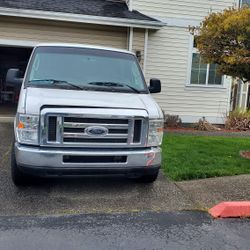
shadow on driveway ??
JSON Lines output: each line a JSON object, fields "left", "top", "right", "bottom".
{"left": 0, "top": 123, "right": 194, "bottom": 216}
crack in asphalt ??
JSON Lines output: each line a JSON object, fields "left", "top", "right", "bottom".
{"left": 0, "top": 145, "right": 11, "bottom": 165}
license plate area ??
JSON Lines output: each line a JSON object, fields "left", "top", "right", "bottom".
{"left": 63, "top": 155, "right": 127, "bottom": 164}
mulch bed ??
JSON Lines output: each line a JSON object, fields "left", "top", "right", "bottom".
{"left": 165, "top": 127, "right": 241, "bottom": 133}
{"left": 240, "top": 151, "right": 250, "bottom": 159}
{"left": 164, "top": 127, "right": 250, "bottom": 138}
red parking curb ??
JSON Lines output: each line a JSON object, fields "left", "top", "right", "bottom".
{"left": 209, "top": 202, "right": 250, "bottom": 218}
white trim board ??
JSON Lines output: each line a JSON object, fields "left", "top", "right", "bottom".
{"left": 179, "top": 115, "right": 226, "bottom": 124}
{"left": 0, "top": 7, "right": 164, "bottom": 30}
{"left": 244, "top": 83, "right": 250, "bottom": 109}
{"left": 0, "top": 39, "right": 38, "bottom": 47}
{"left": 127, "top": 0, "right": 133, "bottom": 11}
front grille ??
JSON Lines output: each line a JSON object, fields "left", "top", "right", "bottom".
{"left": 62, "top": 116, "right": 130, "bottom": 146}
{"left": 41, "top": 109, "right": 147, "bottom": 148}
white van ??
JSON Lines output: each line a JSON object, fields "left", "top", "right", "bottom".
{"left": 7, "top": 44, "right": 163, "bottom": 186}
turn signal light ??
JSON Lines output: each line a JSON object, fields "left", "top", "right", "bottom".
{"left": 18, "top": 122, "right": 25, "bottom": 129}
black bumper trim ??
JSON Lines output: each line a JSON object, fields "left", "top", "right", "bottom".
{"left": 18, "top": 165, "right": 161, "bottom": 177}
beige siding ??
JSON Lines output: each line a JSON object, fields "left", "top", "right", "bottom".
{"left": 0, "top": 17, "right": 127, "bottom": 49}
{"left": 133, "top": 0, "right": 237, "bottom": 20}
{"left": 133, "top": 0, "right": 236, "bottom": 123}
{"left": 145, "top": 27, "right": 230, "bottom": 123}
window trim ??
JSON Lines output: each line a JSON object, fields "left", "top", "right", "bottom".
{"left": 186, "top": 35, "right": 226, "bottom": 89}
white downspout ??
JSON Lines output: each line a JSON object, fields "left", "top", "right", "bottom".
{"left": 127, "top": 0, "right": 133, "bottom": 52}
{"left": 128, "top": 27, "right": 133, "bottom": 51}
{"left": 143, "top": 29, "right": 148, "bottom": 74}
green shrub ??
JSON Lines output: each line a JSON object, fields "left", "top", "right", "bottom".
{"left": 164, "top": 113, "right": 182, "bottom": 128}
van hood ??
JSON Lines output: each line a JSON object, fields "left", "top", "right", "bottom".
{"left": 22, "top": 87, "right": 163, "bottom": 119}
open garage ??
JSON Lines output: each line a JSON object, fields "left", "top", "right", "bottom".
{"left": 0, "top": 46, "right": 32, "bottom": 117}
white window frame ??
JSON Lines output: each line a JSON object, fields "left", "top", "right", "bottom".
{"left": 186, "top": 35, "right": 226, "bottom": 88}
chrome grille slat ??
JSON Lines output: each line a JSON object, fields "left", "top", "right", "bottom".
{"left": 63, "top": 122, "right": 129, "bottom": 129}
{"left": 63, "top": 133, "right": 128, "bottom": 139}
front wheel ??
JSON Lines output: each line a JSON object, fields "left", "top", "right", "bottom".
{"left": 11, "top": 144, "right": 32, "bottom": 186}
{"left": 136, "top": 171, "right": 159, "bottom": 183}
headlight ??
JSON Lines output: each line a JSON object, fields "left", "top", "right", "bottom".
{"left": 147, "top": 119, "right": 164, "bottom": 146}
{"left": 16, "top": 114, "right": 39, "bottom": 145}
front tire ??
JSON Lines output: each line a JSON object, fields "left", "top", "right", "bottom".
{"left": 11, "top": 145, "right": 32, "bottom": 186}
{"left": 136, "top": 171, "right": 159, "bottom": 183}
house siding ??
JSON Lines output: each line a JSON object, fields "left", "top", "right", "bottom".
{"left": 0, "top": 17, "right": 127, "bottom": 49}
{"left": 133, "top": 0, "right": 236, "bottom": 123}
{"left": 145, "top": 27, "right": 231, "bottom": 123}
{"left": 133, "top": 0, "right": 237, "bottom": 20}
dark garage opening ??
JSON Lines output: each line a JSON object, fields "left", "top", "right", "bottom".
{"left": 0, "top": 46, "right": 33, "bottom": 117}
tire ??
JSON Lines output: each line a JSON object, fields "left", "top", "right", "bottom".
{"left": 11, "top": 144, "right": 32, "bottom": 186}
{"left": 136, "top": 171, "right": 159, "bottom": 183}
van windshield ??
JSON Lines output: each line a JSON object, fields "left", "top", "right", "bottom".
{"left": 26, "top": 46, "right": 148, "bottom": 94}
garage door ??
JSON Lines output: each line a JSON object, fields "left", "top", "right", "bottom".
{"left": 0, "top": 17, "right": 128, "bottom": 49}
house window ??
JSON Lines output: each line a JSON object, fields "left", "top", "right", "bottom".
{"left": 241, "top": 0, "right": 250, "bottom": 8}
{"left": 189, "top": 37, "right": 223, "bottom": 86}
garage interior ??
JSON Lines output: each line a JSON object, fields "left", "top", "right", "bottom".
{"left": 0, "top": 46, "right": 32, "bottom": 117}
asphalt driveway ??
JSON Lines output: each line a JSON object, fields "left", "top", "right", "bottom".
{"left": 0, "top": 123, "right": 194, "bottom": 216}
{"left": 1, "top": 212, "right": 249, "bottom": 250}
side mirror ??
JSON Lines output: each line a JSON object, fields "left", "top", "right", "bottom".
{"left": 149, "top": 78, "right": 161, "bottom": 93}
{"left": 6, "top": 69, "right": 23, "bottom": 88}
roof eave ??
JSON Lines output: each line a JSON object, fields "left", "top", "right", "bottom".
{"left": 0, "top": 7, "right": 164, "bottom": 30}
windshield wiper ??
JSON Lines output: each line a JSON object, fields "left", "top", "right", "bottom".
{"left": 28, "top": 79, "right": 85, "bottom": 91}
{"left": 123, "top": 84, "right": 141, "bottom": 94}
{"left": 87, "top": 81, "right": 141, "bottom": 93}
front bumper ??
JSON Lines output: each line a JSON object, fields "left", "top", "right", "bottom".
{"left": 15, "top": 143, "right": 161, "bottom": 177}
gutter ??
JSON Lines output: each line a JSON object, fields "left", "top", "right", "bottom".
{"left": 0, "top": 7, "right": 164, "bottom": 30}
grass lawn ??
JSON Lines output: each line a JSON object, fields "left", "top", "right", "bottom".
{"left": 161, "top": 134, "right": 250, "bottom": 181}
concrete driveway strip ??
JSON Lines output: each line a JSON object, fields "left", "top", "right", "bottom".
{"left": 0, "top": 212, "right": 249, "bottom": 250}
{"left": 177, "top": 175, "right": 250, "bottom": 209}
{"left": 0, "top": 122, "right": 195, "bottom": 216}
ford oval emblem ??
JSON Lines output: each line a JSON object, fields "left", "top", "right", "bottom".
{"left": 85, "top": 126, "right": 108, "bottom": 137}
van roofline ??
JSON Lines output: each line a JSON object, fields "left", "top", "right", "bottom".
{"left": 35, "top": 43, "right": 135, "bottom": 55}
